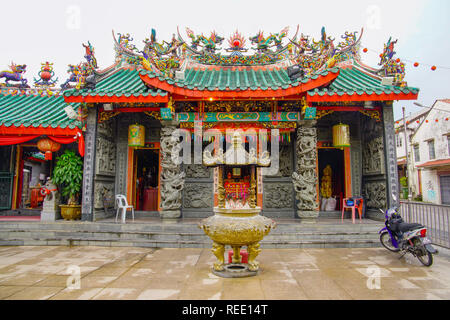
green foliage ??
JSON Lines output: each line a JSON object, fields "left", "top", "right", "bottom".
{"left": 414, "top": 194, "right": 423, "bottom": 202}
{"left": 52, "top": 150, "right": 83, "bottom": 205}
{"left": 400, "top": 176, "right": 408, "bottom": 187}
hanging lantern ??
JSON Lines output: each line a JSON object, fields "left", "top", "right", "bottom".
{"left": 332, "top": 123, "right": 350, "bottom": 148}
{"left": 128, "top": 124, "right": 145, "bottom": 147}
{"left": 37, "top": 138, "right": 61, "bottom": 160}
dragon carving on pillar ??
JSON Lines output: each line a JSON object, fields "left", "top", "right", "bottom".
{"left": 159, "top": 125, "right": 185, "bottom": 217}
{"left": 292, "top": 125, "right": 319, "bottom": 218}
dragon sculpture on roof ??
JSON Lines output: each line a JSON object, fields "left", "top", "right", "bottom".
{"left": 377, "top": 37, "right": 406, "bottom": 86}
{"left": 0, "top": 62, "right": 29, "bottom": 88}
{"left": 289, "top": 26, "right": 363, "bottom": 77}
{"left": 61, "top": 42, "right": 98, "bottom": 90}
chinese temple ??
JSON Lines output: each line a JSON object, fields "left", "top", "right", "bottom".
{"left": 0, "top": 26, "right": 419, "bottom": 221}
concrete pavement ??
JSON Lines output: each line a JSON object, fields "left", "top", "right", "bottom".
{"left": 0, "top": 246, "right": 449, "bottom": 300}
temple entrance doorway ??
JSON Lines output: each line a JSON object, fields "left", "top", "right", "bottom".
{"left": 318, "top": 148, "right": 347, "bottom": 211}
{"left": 132, "top": 148, "right": 160, "bottom": 212}
{"left": 12, "top": 145, "right": 51, "bottom": 211}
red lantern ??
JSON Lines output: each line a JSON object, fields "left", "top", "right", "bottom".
{"left": 414, "top": 62, "right": 419, "bottom": 67}
{"left": 396, "top": 58, "right": 401, "bottom": 63}
{"left": 363, "top": 48, "right": 368, "bottom": 53}
{"left": 431, "top": 66, "right": 437, "bottom": 71}
{"left": 37, "top": 138, "right": 61, "bottom": 160}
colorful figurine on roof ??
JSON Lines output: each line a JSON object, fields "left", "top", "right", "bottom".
{"left": 61, "top": 42, "right": 98, "bottom": 90}
{"left": 378, "top": 37, "right": 406, "bottom": 86}
{"left": 0, "top": 62, "right": 29, "bottom": 88}
{"left": 185, "top": 28, "right": 224, "bottom": 54}
{"left": 34, "top": 62, "right": 58, "bottom": 88}
{"left": 288, "top": 26, "right": 363, "bottom": 77}
{"left": 225, "top": 31, "right": 248, "bottom": 57}
{"left": 117, "top": 33, "right": 139, "bottom": 53}
{"left": 140, "top": 29, "right": 184, "bottom": 78}
{"left": 83, "top": 41, "right": 98, "bottom": 70}
{"left": 249, "top": 26, "right": 289, "bottom": 53}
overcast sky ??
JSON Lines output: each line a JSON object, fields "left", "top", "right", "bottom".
{"left": 1, "top": 0, "right": 449, "bottom": 120}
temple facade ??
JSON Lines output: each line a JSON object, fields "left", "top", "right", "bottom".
{"left": 0, "top": 27, "right": 419, "bottom": 221}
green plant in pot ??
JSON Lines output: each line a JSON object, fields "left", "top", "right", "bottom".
{"left": 400, "top": 176, "right": 408, "bottom": 199}
{"left": 52, "top": 150, "right": 83, "bottom": 220}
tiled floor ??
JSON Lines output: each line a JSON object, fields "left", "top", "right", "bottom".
{"left": 0, "top": 245, "right": 449, "bottom": 300}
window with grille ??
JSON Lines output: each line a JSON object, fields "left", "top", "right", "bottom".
{"left": 428, "top": 140, "right": 436, "bottom": 160}
{"left": 414, "top": 144, "right": 420, "bottom": 162}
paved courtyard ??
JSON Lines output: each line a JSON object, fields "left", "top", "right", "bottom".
{"left": 0, "top": 245, "right": 449, "bottom": 300}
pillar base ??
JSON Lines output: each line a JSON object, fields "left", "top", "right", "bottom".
{"left": 159, "top": 210, "right": 181, "bottom": 220}
{"left": 40, "top": 210, "right": 61, "bottom": 222}
{"left": 296, "top": 210, "right": 319, "bottom": 223}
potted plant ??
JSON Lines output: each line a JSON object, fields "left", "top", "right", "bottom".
{"left": 52, "top": 150, "right": 83, "bottom": 220}
{"left": 400, "top": 176, "right": 408, "bottom": 199}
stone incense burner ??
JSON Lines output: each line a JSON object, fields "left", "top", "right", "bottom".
{"left": 199, "top": 132, "right": 276, "bottom": 277}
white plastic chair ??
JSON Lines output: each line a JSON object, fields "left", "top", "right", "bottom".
{"left": 115, "top": 194, "right": 134, "bottom": 223}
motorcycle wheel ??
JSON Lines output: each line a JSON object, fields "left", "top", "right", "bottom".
{"left": 380, "top": 232, "right": 400, "bottom": 252}
{"left": 415, "top": 243, "right": 433, "bottom": 267}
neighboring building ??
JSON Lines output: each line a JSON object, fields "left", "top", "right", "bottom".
{"left": 410, "top": 100, "right": 450, "bottom": 204}
{"left": 0, "top": 27, "right": 419, "bottom": 220}
{"left": 395, "top": 107, "right": 430, "bottom": 198}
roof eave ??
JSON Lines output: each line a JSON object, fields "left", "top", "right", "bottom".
{"left": 63, "top": 94, "right": 169, "bottom": 103}
{"left": 306, "top": 91, "right": 419, "bottom": 102}
{"left": 139, "top": 70, "right": 340, "bottom": 99}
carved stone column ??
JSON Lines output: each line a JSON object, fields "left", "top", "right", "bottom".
{"left": 382, "top": 102, "right": 400, "bottom": 208}
{"left": 292, "top": 120, "right": 319, "bottom": 220}
{"left": 159, "top": 120, "right": 185, "bottom": 219}
{"left": 81, "top": 106, "right": 98, "bottom": 221}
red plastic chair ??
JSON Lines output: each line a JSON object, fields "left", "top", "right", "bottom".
{"left": 341, "top": 198, "right": 363, "bottom": 224}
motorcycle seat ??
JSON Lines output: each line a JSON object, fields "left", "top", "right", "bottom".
{"left": 397, "top": 222, "right": 424, "bottom": 233}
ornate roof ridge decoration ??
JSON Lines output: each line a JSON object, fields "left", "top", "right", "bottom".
{"left": 376, "top": 37, "right": 407, "bottom": 87}
{"left": 0, "top": 86, "right": 63, "bottom": 97}
{"left": 60, "top": 41, "right": 99, "bottom": 91}
{"left": 109, "top": 26, "right": 367, "bottom": 80}
{"left": 34, "top": 62, "right": 58, "bottom": 88}
{"left": 0, "top": 62, "right": 30, "bottom": 89}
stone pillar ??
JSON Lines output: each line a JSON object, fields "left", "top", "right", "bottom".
{"left": 115, "top": 121, "right": 128, "bottom": 196}
{"left": 292, "top": 120, "right": 319, "bottom": 221}
{"left": 81, "top": 106, "right": 98, "bottom": 221}
{"left": 159, "top": 120, "right": 185, "bottom": 219}
{"left": 382, "top": 102, "right": 400, "bottom": 208}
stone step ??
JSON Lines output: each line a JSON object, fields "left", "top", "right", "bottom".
{"left": 0, "top": 229, "right": 380, "bottom": 242}
{"left": 0, "top": 220, "right": 383, "bottom": 232}
{"left": 0, "top": 219, "right": 383, "bottom": 249}
{"left": 0, "top": 237, "right": 381, "bottom": 249}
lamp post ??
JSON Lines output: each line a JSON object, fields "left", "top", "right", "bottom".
{"left": 402, "top": 106, "right": 412, "bottom": 200}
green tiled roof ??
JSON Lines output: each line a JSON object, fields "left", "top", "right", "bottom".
{"left": 0, "top": 94, "right": 81, "bottom": 129}
{"left": 307, "top": 67, "right": 419, "bottom": 97}
{"left": 139, "top": 67, "right": 340, "bottom": 91}
{"left": 63, "top": 68, "right": 167, "bottom": 98}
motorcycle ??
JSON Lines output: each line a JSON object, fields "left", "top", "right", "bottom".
{"left": 379, "top": 196, "right": 438, "bottom": 267}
